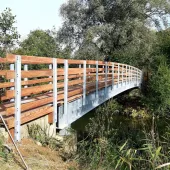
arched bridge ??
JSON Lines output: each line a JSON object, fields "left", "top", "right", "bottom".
{"left": 0, "top": 54, "right": 142, "bottom": 141}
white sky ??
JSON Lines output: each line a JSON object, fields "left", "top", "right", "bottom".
{"left": 0, "top": 0, "right": 67, "bottom": 39}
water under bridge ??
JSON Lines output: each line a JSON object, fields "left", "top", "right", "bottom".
{"left": 0, "top": 54, "right": 142, "bottom": 141}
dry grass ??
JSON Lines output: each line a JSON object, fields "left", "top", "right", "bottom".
{"left": 0, "top": 138, "right": 78, "bottom": 170}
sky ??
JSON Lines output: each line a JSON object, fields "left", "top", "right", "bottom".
{"left": 0, "top": 0, "right": 67, "bottom": 39}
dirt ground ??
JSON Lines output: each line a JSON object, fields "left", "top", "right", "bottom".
{"left": 0, "top": 138, "right": 79, "bottom": 170}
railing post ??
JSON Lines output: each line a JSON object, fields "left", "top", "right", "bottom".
{"left": 138, "top": 69, "right": 140, "bottom": 84}
{"left": 126, "top": 65, "right": 127, "bottom": 85}
{"left": 53, "top": 58, "right": 57, "bottom": 123}
{"left": 24, "top": 64, "right": 28, "bottom": 99}
{"left": 137, "top": 69, "right": 139, "bottom": 84}
{"left": 24, "top": 64, "right": 28, "bottom": 88}
{"left": 118, "top": 63, "right": 120, "bottom": 87}
{"left": 122, "top": 65, "right": 124, "bottom": 86}
{"left": 83, "top": 61, "right": 86, "bottom": 105}
{"left": 64, "top": 60, "right": 68, "bottom": 125}
{"left": 140, "top": 70, "right": 142, "bottom": 85}
{"left": 129, "top": 66, "right": 131, "bottom": 83}
{"left": 79, "top": 64, "right": 81, "bottom": 80}
{"left": 10, "top": 64, "right": 14, "bottom": 102}
{"left": 136, "top": 68, "right": 138, "bottom": 85}
{"left": 14, "top": 55, "right": 21, "bottom": 142}
{"left": 130, "top": 66, "right": 132, "bottom": 83}
{"left": 131, "top": 67, "right": 133, "bottom": 83}
{"left": 96, "top": 61, "right": 98, "bottom": 98}
{"left": 138, "top": 69, "right": 141, "bottom": 85}
{"left": 138, "top": 70, "right": 141, "bottom": 86}
{"left": 137, "top": 69, "right": 138, "bottom": 84}
{"left": 105, "top": 62, "right": 108, "bottom": 95}
{"left": 112, "top": 62, "right": 114, "bottom": 89}
{"left": 49, "top": 64, "right": 52, "bottom": 84}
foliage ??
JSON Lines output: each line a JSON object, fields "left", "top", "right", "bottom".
{"left": 77, "top": 101, "right": 170, "bottom": 170}
{"left": 144, "top": 56, "right": 170, "bottom": 113}
{"left": 86, "top": 100, "right": 122, "bottom": 139}
{"left": 13, "top": 29, "right": 71, "bottom": 69}
{"left": 14, "top": 28, "right": 71, "bottom": 58}
{"left": 58, "top": 0, "right": 170, "bottom": 66}
{"left": 15, "top": 29, "right": 58, "bottom": 58}
{"left": 123, "top": 107, "right": 149, "bottom": 119}
{"left": 157, "top": 29, "right": 170, "bottom": 64}
{"left": 0, "top": 8, "right": 20, "bottom": 57}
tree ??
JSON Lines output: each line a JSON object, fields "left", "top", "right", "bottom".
{"left": 156, "top": 29, "right": 170, "bottom": 64}
{"left": 144, "top": 56, "right": 170, "bottom": 113}
{"left": 15, "top": 29, "right": 58, "bottom": 58}
{"left": 0, "top": 8, "right": 20, "bottom": 57}
{"left": 15, "top": 29, "right": 71, "bottom": 59}
{"left": 14, "top": 29, "right": 71, "bottom": 69}
{"left": 58, "top": 0, "right": 170, "bottom": 66}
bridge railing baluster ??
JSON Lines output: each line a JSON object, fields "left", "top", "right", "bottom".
{"left": 136, "top": 69, "right": 137, "bottom": 84}
{"left": 24, "top": 64, "right": 28, "bottom": 99}
{"left": 10, "top": 64, "right": 15, "bottom": 102}
{"left": 49, "top": 64, "right": 52, "bottom": 84}
{"left": 105, "top": 62, "right": 108, "bottom": 95}
{"left": 125, "top": 65, "right": 127, "bottom": 85}
{"left": 122, "top": 65, "right": 123, "bottom": 85}
{"left": 53, "top": 58, "right": 57, "bottom": 123}
{"left": 14, "top": 55, "right": 21, "bottom": 142}
{"left": 131, "top": 67, "right": 132, "bottom": 82}
{"left": 96, "top": 61, "right": 99, "bottom": 98}
{"left": 64, "top": 60, "right": 68, "bottom": 125}
{"left": 128, "top": 66, "right": 129, "bottom": 84}
{"left": 83, "top": 60, "right": 86, "bottom": 105}
{"left": 129, "top": 66, "right": 132, "bottom": 83}
{"left": 118, "top": 63, "right": 120, "bottom": 88}
{"left": 112, "top": 62, "right": 114, "bottom": 89}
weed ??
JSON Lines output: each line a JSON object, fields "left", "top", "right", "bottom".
{"left": 27, "top": 124, "right": 62, "bottom": 150}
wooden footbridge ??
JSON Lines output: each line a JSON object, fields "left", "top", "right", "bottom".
{"left": 0, "top": 54, "right": 142, "bottom": 141}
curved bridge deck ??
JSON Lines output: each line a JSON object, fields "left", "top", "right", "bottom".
{"left": 0, "top": 54, "right": 142, "bottom": 141}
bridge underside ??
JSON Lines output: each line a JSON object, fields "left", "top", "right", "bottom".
{"left": 58, "top": 81, "right": 140, "bottom": 129}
